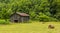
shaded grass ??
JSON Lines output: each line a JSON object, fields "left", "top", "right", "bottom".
{"left": 0, "top": 21, "right": 60, "bottom": 33}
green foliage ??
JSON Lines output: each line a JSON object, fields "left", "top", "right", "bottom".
{"left": 0, "top": 20, "right": 10, "bottom": 24}
{"left": 0, "top": 0, "right": 60, "bottom": 22}
{"left": 34, "top": 12, "right": 57, "bottom": 22}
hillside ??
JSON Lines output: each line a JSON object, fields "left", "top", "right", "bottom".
{"left": 0, "top": 0, "right": 60, "bottom": 21}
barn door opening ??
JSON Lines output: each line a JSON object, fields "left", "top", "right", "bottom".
{"left": 14, "top": 20, "right": 18, "bottom": 23}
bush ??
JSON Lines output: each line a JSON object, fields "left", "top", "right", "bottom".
{"left": 34, "top": 12, "right": 58, "bottom": 22}
{"left": 39, "top": 17, "right": 58, "bottom": 22}
{"left": 0, "top": 20, "right": 10, "bottom": 24}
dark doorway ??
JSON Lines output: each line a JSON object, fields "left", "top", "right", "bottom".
{"left": 14, "top": 20, "right": 18, "bottom": 23}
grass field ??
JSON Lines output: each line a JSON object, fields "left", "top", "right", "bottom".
{"left": 0, "top": 21, "right": 60, "bottom": 33}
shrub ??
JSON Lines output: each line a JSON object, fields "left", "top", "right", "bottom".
{"left": 0, "top": 20, "right": 10, "bottom": 24}
{"left": 34, "top": 12, "right": 58, "bottom": 22}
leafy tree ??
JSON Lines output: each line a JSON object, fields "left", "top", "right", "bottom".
{"left": 0, "top": 0, "right": 59, "bottom": 22}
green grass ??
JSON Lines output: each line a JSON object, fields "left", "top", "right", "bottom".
{"left": 0, "top": 21, "right": 60, "bottom": 33}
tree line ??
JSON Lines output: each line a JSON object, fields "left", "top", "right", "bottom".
{"left": 0, "top": 0, "right": 60, "bottom": 22}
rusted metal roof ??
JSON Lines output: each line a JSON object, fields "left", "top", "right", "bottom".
{"left": 16, "top": 12, "right": 29, "bottom": 16}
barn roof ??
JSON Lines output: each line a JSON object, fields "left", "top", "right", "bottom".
{"left": 16, "top": 12, "right": 29, "bottom": 16}
{"left": 11, "top": 12, "right": 29, "bottom": 17}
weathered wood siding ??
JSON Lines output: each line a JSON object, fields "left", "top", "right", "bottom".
{"left": 10, "top": 14, "right": 20, "bottom": 22}
{"left": 10, "top": 13, "right": 29, "bottom": 23}
{"left": 20, "top": 16, "right": 29, "bottom": 22}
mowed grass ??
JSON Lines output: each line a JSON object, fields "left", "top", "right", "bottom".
{"left": 0, "top": 21, "right": 60, "bottom": 33}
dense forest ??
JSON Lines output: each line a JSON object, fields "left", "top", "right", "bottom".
{"left": 0, "top": 0, "right": 60, "bottom": 22}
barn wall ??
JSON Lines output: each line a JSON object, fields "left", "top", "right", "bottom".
{"left": 10, "top": 14, "right": 20, "bottom": 22}
{"left": 20, "top": 16, "right": 29, "bottom": 22}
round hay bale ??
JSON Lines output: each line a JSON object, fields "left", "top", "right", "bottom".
{"left": 48, "top": 25, "right": 55, "bottom": 29}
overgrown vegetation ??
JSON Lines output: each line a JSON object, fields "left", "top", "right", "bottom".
{"left": 0, "top": 20, "right": 10, "bottom": 24}
{"left": 0, "top": 0, "right": 60, "bottom": 22}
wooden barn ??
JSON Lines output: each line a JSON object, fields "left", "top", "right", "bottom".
{"left": 10, "top": 12, "right": 30, "bottom": 23}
